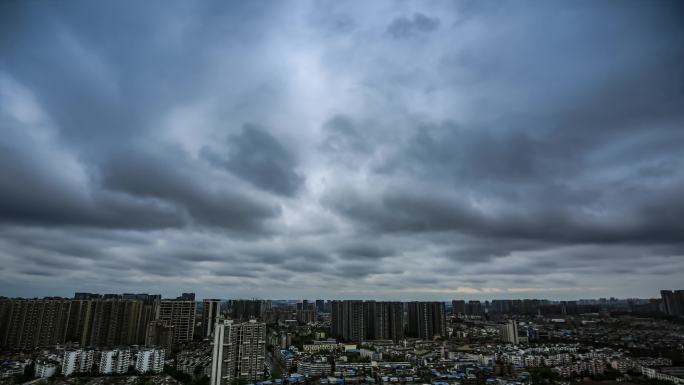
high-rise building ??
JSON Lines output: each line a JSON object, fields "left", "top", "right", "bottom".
{"left": 210, "top": 319, "right": 266, "bottom": 385}
{"left": 500, "top": 320, "right": 519, "bottom": 344}
{"left": 364, "top": 301, "right": 404, "bottom": 341}
{"left": 407, "top": 302, "right": 446, "bottom": 340}
{"left": 203, "top": 299, "right": 222, "bottom": 338}
{"left": 80, "top": 299, "right": 145, "bottom": 347}
{"left": 466, "top": 300, "right": 483, "bottom": 316}
{"left": 0, "top": 299, "right": 73, "bottom": 350}
{"left": 158, "top": 299, "right": 196, "bottom": 344}
{"left": 74, "top": 293, "right": 101, "bottom": 300}
{"left": 178, "top": 293, "right": 196, "bottom": 301}
{"left": 451, "top": 300, "right": 466, "bottom": 316}
{"left": 331, "top": 300, "right": 365, "bottom": 342}
{"left": 230, "top": 300, "right": 268, "bottom": 321}
{"left": 296, "top": 301, "right": 317, "bottom": 324}
{"left": 315, "top": 300, "right": 325, "bottom": 313}
{"left": 0, "top": 295, "right": 160, "bottom": 350}
{"left": 661, "top": 290, "right": 684, "bottom": 316}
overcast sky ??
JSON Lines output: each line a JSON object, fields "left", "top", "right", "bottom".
{"left": 1, "top": 1, "right": 683, "bottom": 300}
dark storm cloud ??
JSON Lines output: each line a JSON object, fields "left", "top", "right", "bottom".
{"left": 1, "top": 0, "right": 683, "bottom": 299}
{"left": 0, "top": 135, "right": 184, "bottom": 229}
{"left": 201, "top": 124, "right": 304, "bottom": 196}
{"left": 101, "top": 146, "right": 281, "bottom": 231}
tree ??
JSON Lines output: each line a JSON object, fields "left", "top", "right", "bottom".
{"left": 270, "top": 369, "right": 283, "bottom": 379}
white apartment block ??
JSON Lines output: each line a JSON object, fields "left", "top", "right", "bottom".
{"left": 136, "top": 348, "right": 166, "bottom": 373}
{"left": 62, "top": 350, "right": 94, "bottom": 376}
{"left": 99, "top": 349, "right": 131, "bottom": 374}
{"left": 35, "top": 361, "right": 57, "bottom": 378}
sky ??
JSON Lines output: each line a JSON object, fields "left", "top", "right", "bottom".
{"left": 1, "top": 1, "right": 683, "bottom": 301}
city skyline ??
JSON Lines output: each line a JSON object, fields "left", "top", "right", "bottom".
{"left": 1, "top": 1, "right": 684, "bottom": 300}
{"left": 0, "top": 290, "right": 672, "bottom": 303}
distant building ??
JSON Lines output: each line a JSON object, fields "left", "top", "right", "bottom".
{"left": 178, "top": 293, "right": 196, "bottom": 301}
{"left": 466, "top": 300, "right": 483, "bottom": 316}
{"left": 452, "top": 300, "right": 466, "bottom": 316}
{"left": 230, "top": 300, "right": 269, "bottom": 321}
{"left": 296, "top": 301, "right": 317, "bottom": 324}
{"left": 210, "top": 319, "right": 266, "bottom": 385}
{"left": 158, "top": 299, "right": 196, "bottom": 344}
{"left": 331, "top": 300, "right": 365, "bottom": 342}
{"left": 407, "top": 302, "right": 446, "bottom": 339}
{"left": 364, "top": 301, "right": 404, "bottom": 341}
{"left": 203, "top": 299, "right": 222, "bottom": 338}
{"left": 500, "top": 320, "right": 519, "bottom": 344}
{"left": 661, "top": 290, "right": 684, "bottom": 316}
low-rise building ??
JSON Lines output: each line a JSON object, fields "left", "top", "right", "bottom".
{"left": 35, "top": 360, "right": 58, "bottom": 378}
{"left": 62, "top": 349, "right": 95, "bottom": 376}
{"left": 99, "top": 348, "right": 131, "bottom": 374}
{"left": 136, "top": 348, "right": 165, "bottom": 373}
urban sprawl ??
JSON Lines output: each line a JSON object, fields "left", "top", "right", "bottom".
{"left": 1, "top": 290, "right": 684, "bottom": 385}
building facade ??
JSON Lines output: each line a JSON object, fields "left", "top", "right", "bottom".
{"left": 407, "top": 302, "right": 446, "bottom": 340}
{"left": 210, "top": 319, "right": 266, "bottom": 385}
{"left": 331, "top": 300, "right": 366, "bottom": 343}
{"left": 158, "top": 299, "right": 196, "bottom": 344}
{"left": 202, "top": 299, "right": 222, "bottom": 338}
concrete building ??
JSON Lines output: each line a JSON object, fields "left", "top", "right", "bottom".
{"left": 158, "top": 299, "right": 196, "bottom": 344}
{"left": 500, "top": 320, "right": 519, "bottom": 344}
{"left": 452, "top": 300, "right": 466, "bottom": 316}
{"left": 661, "top": 290, "right": 684, "bottom": 316}
{"left": 364, "top": 301, "right": 404, "bottom": 341}
{"left": 135, "top": 348, "right": 165, "bottom": 373}
{"left": 298, "top": 359, "right": 332, "bottom": 377}
{"left": 0, "top": 299, "right": 73, "bottom": 349}
{"left": 466, "top": 300, "right": 483, "bottom": 316}
{"left": 331, "top": 300, "right": 365, "bottom": 343}
{"left": 35, "top": 360, "right": 58, "bottom": 378}
{"left": 62, "top": 349, "right": 94, "bottom": 376}
{"left": 210, "top": 319, "right": 266, "bottom": 385}
{"left": 145, "top": 320, "right": 174, "bottom": 348}
{"left": 407, "top": 302, "right": 446, "bottom": 340}
{"left": 230, "top": 300, "right": 269, "bottom": 321}
{"left": 203, "top": 299, "right": 222, "bottom": 338}
{"left": 98, "top": 348, "right": 131, "bottom": 374}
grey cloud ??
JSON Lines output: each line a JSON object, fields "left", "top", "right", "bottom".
{"left": 101, "top": 145, "right": 281, "bottom": 231}
{"left": 0, "top": 140, "right": 184, "bottom": 230}
{"left": 1, "top": 0, "right": 683, "bottom": 299}
{"left": 387, "top": 13, "right": 440, "bottom": 39}
{"left": 202, "top": 124, "right": 304, "bottom": 196}
{"left": 320, "top": 115, "right": 372, "bottom": 154}
{"left": 337, "top": 243, "right": 394, "bottom": 260}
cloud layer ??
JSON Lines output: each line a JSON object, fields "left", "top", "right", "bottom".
{"left": 1, "top": 0, "right": 683, "bottom": 299}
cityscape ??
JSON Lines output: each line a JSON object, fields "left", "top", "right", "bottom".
{"left": 2, "top": 1, "right": 684, "bottom": 385}
{"left": 1, "top": 291, "right": 684, "bottom": 385}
